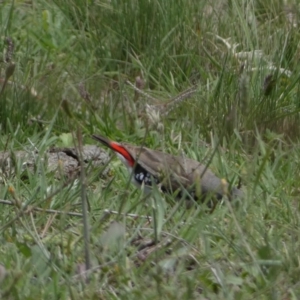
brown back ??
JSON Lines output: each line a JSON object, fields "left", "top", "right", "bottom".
{"left": 122, "top": 143, "right": 226, "bottom": 197}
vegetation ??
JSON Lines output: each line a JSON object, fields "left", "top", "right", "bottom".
{"left": 1, "top": 0, "right": 300, "bottom": 298}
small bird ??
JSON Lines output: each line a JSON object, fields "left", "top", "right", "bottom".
{"left": 92, "top": 134, "right": 243, "bottom": 202}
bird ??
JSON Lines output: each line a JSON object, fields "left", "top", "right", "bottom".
{"left": 92, "top": 134, "right": 243, "bottom": 202}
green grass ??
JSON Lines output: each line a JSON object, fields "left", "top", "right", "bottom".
{"left": 1, "top": 0, "right": 300, "bottom": 298}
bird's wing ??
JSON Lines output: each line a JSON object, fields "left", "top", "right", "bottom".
{"left": 123, "top": 144, "right": 223, "bottom": 193}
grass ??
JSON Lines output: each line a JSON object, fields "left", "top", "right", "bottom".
{"left": 1, "top": 0, "right": 300, "bottom": 298}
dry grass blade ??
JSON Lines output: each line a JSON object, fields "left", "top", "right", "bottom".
{"left": 0, "top": 37, "right": 16, "bottom": 96}
{"left": 4, "top": 37, "right": 14, "bottom": 63}
{"left": 126, "top": 79, "right": 158, "bottom": 103}
{"left": 78, "top": 82, "right": 92, "bottom": 103}
{"left": 159, "top": 85, "right": 198, "bottom": 116}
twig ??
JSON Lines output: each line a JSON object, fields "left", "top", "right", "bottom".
{"left": 103, "top": 209, "right": 152, "bottom": 220}
{"left": 0, "top": 200, "right": 156, "bottom": 219}
{"left": 127, "top": 79, "right": 198, "bottom": 115}
{"left": 0, "top": 199, "right": 83, "bottom": 217}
